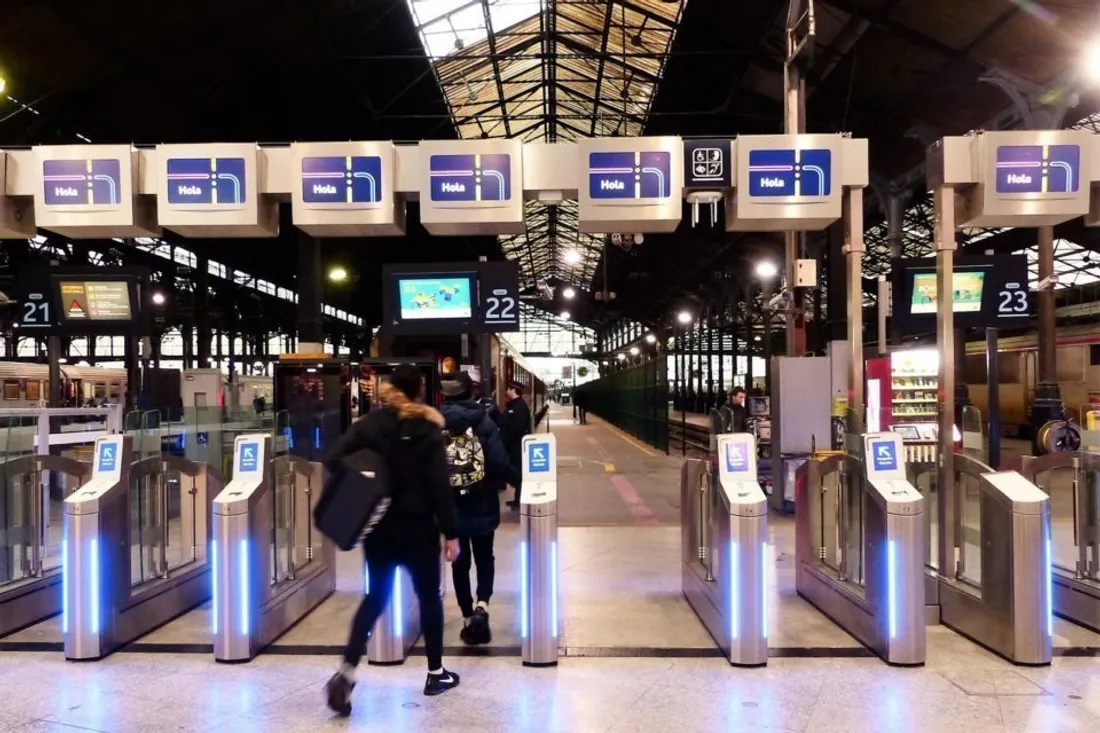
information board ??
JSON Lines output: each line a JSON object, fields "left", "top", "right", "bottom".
{"left": 428, "top": 153, "right": 511, "bottom": 203}
{"left": 588, "top": 151, "right": 672, "bottom": 200}
{"left": 58, "top": 281, "right": 133, "bottom": 321}
{"left": 11, "top": 266, "right": 149, "bottom": 336}
{"left": 892, "top": 254, "right": 1030, "bottom": 331}
{"left": 382, "top": 261, "right": 520, "bottom": 335}
{"left": 166, "top": 157, "right": 248, "bottom": 206}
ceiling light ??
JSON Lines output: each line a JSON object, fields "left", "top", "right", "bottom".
{"left": 629, "top": 346, "right": 640, "bottom": 356}
{"left": 560, "top": 311, "right": 570, "bottom": 320}
{"left": 755, "top": 261, "right": 779, "bottom": 279}
{"left": 0, "top": 77, "right": 6, "bottom": 96}
{"left": 617, "top": 353, "right": 627, "bottom": 361}
{"left": 328, "top": 266, "right": 348, "bottom": 283}
{"left": 677, "top": 311, "right": 692, "bottom": 325}
{"left": 645, "top": 333, "right": 656, "bottom": 344}
{"left": 1086, "top": 42, "right": 1100, "bottom": 83}
{"left": 564, "top": 249, "right": 582, "bottom": 265}
{"left": 562, "top": 287, "right": 576, "bottom": 300}
{"left": 151, "top": 292, "right": 166, "bottom": 305}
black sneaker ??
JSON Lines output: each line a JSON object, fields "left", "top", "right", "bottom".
{"left": 325, "top": 672, "right": 354, "bottom": 717}
{"left": 459, "top": 608, "right": 492, "bottom": 645}
{"left": 424, "top": 668, "right": 461, "bottom": 696}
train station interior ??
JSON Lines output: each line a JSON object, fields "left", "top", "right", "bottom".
{"left": 2, "top": 1, "right": 1100, "bottom": 731}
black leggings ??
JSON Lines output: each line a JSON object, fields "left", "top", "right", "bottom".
{"left": 343, "top": 528, "right": 444, "bottom": 671}
{"left": 451, "top": 533, "right": 495, "bottom": 618}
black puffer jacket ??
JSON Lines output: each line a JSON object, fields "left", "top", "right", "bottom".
{"left": 441, "top": 400, "right": 516, "bottom": 537}
{"left": 326, "top": 383, "right": 459, "bottom": 540}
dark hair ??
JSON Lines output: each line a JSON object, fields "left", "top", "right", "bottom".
{"left": 730, "top": 387, "right": 746, "bottom": 396}
{"left": 509, "top": 382, "right": 525, "bottom": 397}
{"left": 390, "top": 364, "right": 423, "bottom": 401}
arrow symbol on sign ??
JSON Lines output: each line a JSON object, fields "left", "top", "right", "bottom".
{"left": 533, "top": 447, "right": 545, "bottom": 460}
{"left": 243, "top": 446, "right": 254, "bottom": 459}
{"left": 877, "top": 445, "right": 892, "bottom": 459}
{"left": 103, "top": 446, "right": 114, "bottom": 458}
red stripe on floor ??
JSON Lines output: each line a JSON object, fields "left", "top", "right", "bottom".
{"left": 610, "top": 474, "right": 657, "bottom": 523}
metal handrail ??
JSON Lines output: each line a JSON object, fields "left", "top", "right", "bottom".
{"left": 1020, "top": 451, "right": 1100, "bottom": 581}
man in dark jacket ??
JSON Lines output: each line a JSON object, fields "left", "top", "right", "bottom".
{"left": 719, "top": 386, "right": 748, "bottom": 433}
{"left": 324, "top": 365, "right": 462, "bottom": 716}
{"left": 501, "top": 381, "right": 532, "bottom": 509}
{"left": 440, "top": 371, "right": 516, "bottom": 645}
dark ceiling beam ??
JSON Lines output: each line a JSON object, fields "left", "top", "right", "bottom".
{"left": 478, "top": 0, "right": 512, "bottom": 138}
{"left": 588, "top": 1, "right": 618, "bottom": 136}
{"left": 616, "top": 0, "right": 678, "bottom": 29}
{"left": 819, "top": 0, "right": 973, "bottom": 61}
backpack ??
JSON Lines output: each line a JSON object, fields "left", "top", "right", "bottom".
{"left": 315, "top": 447, "right": 392, "bottom": 551}
{"left": 443, "top": 426, "right": 486, "bottom": 494}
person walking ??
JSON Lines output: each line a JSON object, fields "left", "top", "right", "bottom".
{"left": 440, "top": 371, "right": 516, "bottom": 645}
{"left": 324, "top": 365, "right": 462, "bottom": 717}
{"left": 719, "top": 386, "right": 748, "bottom": 433}
{"left": 501, "top": 381, "right": 531, "bottom": 509}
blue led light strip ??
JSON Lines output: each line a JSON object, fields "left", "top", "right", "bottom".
{"left": 551, "top": 540, "right": 559, "bottom": 639}
{"left": 211, "top": 540, "right": 218, "bottom": 635}
{"left": 239, "top": 538, "right": 249, "bottom": 636}
{"left": 89, "top": 538, "right": 100, "bottom": 635}
{"left": 887, "top": 539, "right": 897, "bottom": 640}
{"left": 761, "top": 542, "right": 768, "bottom": 640}
{"left": 61, "top": 538, "right": 69, "bottom": 634}
{"left": 1045, "top": 533, "right": 1054, "bottom": 638}
{"left": 520, "top": 541, "right": 529, "bottom": 640}
{"left": 364, "top": 563, "right": 370, "bottom": 595}
{"left": 393, "top": 569, "right": 402, "bottom": 637}
{"left": 730, "top": 542, "right": 740, "bottom": 641}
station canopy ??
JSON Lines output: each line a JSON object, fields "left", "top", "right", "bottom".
{"left": 405, "top": 0, "right": 687, "bottom": 292}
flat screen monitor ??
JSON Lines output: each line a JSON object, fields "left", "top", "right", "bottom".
{"left": 396, "top": 273, "right": 476, "bottom": 321}
{"left": 909, "top": 271, "right": 985, "bottom": 315}
{"left": 57, "top": 280, "right": 133, "bottom": 321}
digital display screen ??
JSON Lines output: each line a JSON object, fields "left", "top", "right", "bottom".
{"left": 909, "top": 271, "right": 985, "bottom": 315}
{"left": 58, "top": 280, "right": 133, "bottom": 321}
{"left": 397, "top": 275, "right": 475, "bottom": 320}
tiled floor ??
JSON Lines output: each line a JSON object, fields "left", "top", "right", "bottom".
{"left": 2, "top": 651, "right": 1099, "bottom": 732}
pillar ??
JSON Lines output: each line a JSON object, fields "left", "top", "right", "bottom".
{"left": 297, "top": 231, "right": 324, "bottom": 352}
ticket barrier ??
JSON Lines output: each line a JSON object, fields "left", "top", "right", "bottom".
{"left": 520, "top": 433, "right": 559, "bottom": 666}
{"left": 212, "top": 435, "right": 333, "bottom": 662}
{"left": 0, "top": 454, "right": 91, "bottom": 636}
{"left": 1018, "top": 453, "right": 1098, "bottom": 633}
{"left": 682, "top": 433, "right": 768, "bottom": 666}
{"left": 364, "top": 566, "right": 421, "bottom": 665}
{"left": 795, "top": 433, "right": 925, "bottom": 665}
{"left": 63, "top": 435, "right": 223, "bottom": 660}
{"left": 928, "top": 454, "right": 1052, "bottom": 664}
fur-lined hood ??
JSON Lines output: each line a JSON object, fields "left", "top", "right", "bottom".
{"left": 378, "top": 382, "right": 445, "bottom": 427}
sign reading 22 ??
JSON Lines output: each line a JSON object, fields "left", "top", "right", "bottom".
{"left": 484, "top": 295, "right": 516, "bottom": 322}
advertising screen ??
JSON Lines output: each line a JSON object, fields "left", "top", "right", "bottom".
{"left": 397, "top": 274, "right": 475, "bottom": 320}
{"left": 57, "top": 280, "right": 133, "bottom": 321}
{"left": 909, "top": 271, "right": 986, "bottom": 315}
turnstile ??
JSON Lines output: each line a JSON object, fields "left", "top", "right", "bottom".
{"left": 212, "top": 434, "right": 334, "bottom": 662}
{"left": 795, "top": 432, "right": 925, "bottom": 665}
{"left": 1020, "top": 452, "right": 1100, "bottom": 633}
{"left": 520, "top": 433, "right": 559, "bottom": 666}
{"left": 364, "top": 565, "right": 421, "bottom": 665}
{"left": 682, "top": 433, "right": 768, "bottom": 666}
{"left": 0, "top": 454, "right": 90, "bottom": 636}
{"left": 63, "top": 435, "right": 222, "bottom": 660}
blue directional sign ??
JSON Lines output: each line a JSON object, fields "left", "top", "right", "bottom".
{"left": 42, "top": 159, "right": 122, "bottom": 206}
{"left": 994, "top": 144, "right": 1079, "bottom": 195}
{"left": 527, "top": 441, "right": 551, "bottom": 474}
{"left": 747, "top": 149, "right": 832, "bottom": 198}
{"left": 724, "top": 441, "right": 750, "bottom": 474}
{"left": 589, "top": 151, "right": 671, "bottom": 199}
{"left": 97, "top": 442, "right": 118, "bottom": 473}
{"left": 870, "top": 440, "right": 898, "bottom": 473}
{"left": 238, "top": 442, "right": 260, "bottom": 473}
{"left": 428, "top": 153, "right": 511, "bottom": 202}
{"left": 301, "top": 155, "right": 383, "bottom": 204}
{"left": 166, "top": 157, "right": 248, "bottom": 205}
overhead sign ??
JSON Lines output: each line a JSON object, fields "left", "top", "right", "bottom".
{"left": 870, "top": 440, "right": 898, "bottom": 473}
{"left": 994, "top": 144, "right": 1079, "bottom": 196}
{"left": 428, "top": 153, "right": 511, "bottom": 203}
{"left": 747, "top": 148, "right": 831, "bottom": 198}
{"left": 588, "top": 151, "right": 672, "bottom": 200}
{"left": 478, "top": 261, "right": 520, "bottom": 332}
{"left": 301, "top": 155, "right": 383, "bottom": 205}
{"left": 42, "top": 158, "right": 122, "bottom": 207}
{"left": 58, "top": 281, "right": 133, "bottom": 321}
{"left": 382, "top": 260, "right": 520, "bottom": 335}
{"left": 683, "top": 139, "right": 732, "bottom": 188}
{"left": 892, "top": 254, "right": 1030, "bottom": 331}
{"left": 166, "top": 157, "right": 248, "bottom": 206}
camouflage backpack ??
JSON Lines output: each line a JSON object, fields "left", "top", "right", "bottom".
{"left": 443, "top": 426, "right": 486, "bottom": 494}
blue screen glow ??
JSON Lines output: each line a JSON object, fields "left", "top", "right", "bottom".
{"left": 211, "top": 540, "right": 218, "bottom": 635}
{"left": 90, "top": 537, "right": 100, "bottom": 635}
{"left": 239, "top": 538, "right": 250, "bottom": 636}
{"left": 887, "top": 539, "right": 897, "bottom": 640}
{"left": 730, "top": 541, "right": 740, "bottom": 641}
{"left": 1045, "top": 533, "right": 1053, "bottom": 638}
{"left": 552, "top": 540, "right": 559, "bottom": 639}
{"left": 520, "top": 540, "right": 529, "bottom": 640}
{"left": 761, "top": 542, "right": 768, "bottom": 640}
{"left": 62, "top": 538, "right": 69, "bottom": 634}
{"left": 393, "top": 569, "right": 402, "bottom": 637}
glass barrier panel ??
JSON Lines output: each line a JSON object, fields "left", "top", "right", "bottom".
{"left": 130, "top": 468, "right": 168, "bottom": 586}
{"left": 0, "top": 468, "right": 35, "bottom": 585}
{"left": 164, "top": 469, "right": 196, "bottom": 573}
{"left": 843, "top": 457, "right": 865, "bottom": 586}
{"left": 911, "top": 467, "right": 938, "bottom": 571}
{"left": 1045, "top": 467, "right": 1077, "bottom": 577}
{"left": 957, "top": 471, "right": 983, "bottom": 587}
{"left": 818, "top": 469, "right": 841, "bottom": 573}
{"left": 1087, "top": 468, "right": 1099, "bottom": 581}
{"left": 293, "top": 463, "right": 312, "bottom": 573}
{"left": 960, "top": 405, "right": 984, "bottom": 461}
{"left": 271, "top": 456, "right": 294, "bottom": 584}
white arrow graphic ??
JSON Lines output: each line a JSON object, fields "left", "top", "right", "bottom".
{"left": 533, "top": 446, "right": 545, "bottom": 461}
{"left": 877, "top": 445, "right": 892, "bottom": 459}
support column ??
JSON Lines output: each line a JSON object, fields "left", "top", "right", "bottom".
{"left": 783, "top": 1, "right": 810, "bottom": 357}
{"left": 196, "top": 253, "right": 212, "bottom": 369}
{"left": 826, "top": 220, "right": 847, "bottom": 342}
{"left": 934, "top": 182, "right": 957, "bottom": 575}
{"left": 297, "top": 231, "right": 324, "bottom": 353}
{"left": 844, "top": 188, "right": 865, "bottom": 438}
{"left": 744, "top": 285, "right": 755, "bottom": 390}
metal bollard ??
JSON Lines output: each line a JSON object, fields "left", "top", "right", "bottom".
{"left": 520, "top": 434, "right": 559, "bottom": 666}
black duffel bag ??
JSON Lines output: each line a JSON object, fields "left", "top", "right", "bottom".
{"left": 314, "top": 447, "right": 392, "bottom": 551}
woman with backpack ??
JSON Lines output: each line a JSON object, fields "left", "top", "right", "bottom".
{"left": 322, "top": 365, "right": 462, "bottom": 717}
{"left": 440, "top": 371, "right": 517, "bottom": 645}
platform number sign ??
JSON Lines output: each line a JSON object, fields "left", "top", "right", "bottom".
{"left": 997, "top": 282, "right": 1029, "bottom": 317}
{"left": 483, "top": 292, "right": 516, "bottom": 324}
{"left": 477, "top": 261, "right": 521, "bottom": 332}
{"left": 20, "top": 292, "right": 52, "bottom": 329}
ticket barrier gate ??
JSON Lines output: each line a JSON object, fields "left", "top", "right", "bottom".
{"left": 63, "top": 435, "right": 222, "bottom": 660}
{"left": 682, "top": 434, "right": 768, "bottom": 666}
{"left": 212, "top": 435, "right": 334, "bottom": 662}
{"left": 1019, "top": 452, "right": 1099, "bottom": 634}
{"left": 0, "top": 454, "right": 91, "bottom": 636}
{"left": 364, "top": 565, "right": 421, "bottom": 665}
{"left": 795, "top": 433, "right": 925, "bottom": 665}
{"left": 520, "top": 433, "right": 559, "bottom": 666}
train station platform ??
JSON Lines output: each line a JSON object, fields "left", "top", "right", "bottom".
{"left": 2, "top": 406, "right": 1100, "bottom": 732}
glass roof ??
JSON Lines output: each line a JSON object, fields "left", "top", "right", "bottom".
{"left": 406, "top": 0, "right": 689, "bottom": 291}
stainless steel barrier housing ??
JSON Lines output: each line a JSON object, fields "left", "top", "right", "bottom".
{"left": 1020, "top": 452, "right": 1100, "bottom": 634}
{"left": 64, "top": 436, "right": 223, "bottom": 660}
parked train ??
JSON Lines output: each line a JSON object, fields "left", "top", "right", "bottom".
{"left": 964, "top": 323, "right": 1100, "bottom": 435}
{"left": 0, "top": 361, "right": 127, "bottom": 408}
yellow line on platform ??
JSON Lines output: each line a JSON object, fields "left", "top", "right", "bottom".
{"left": 603, "top": 462, "right": 616, "bottom": 473}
